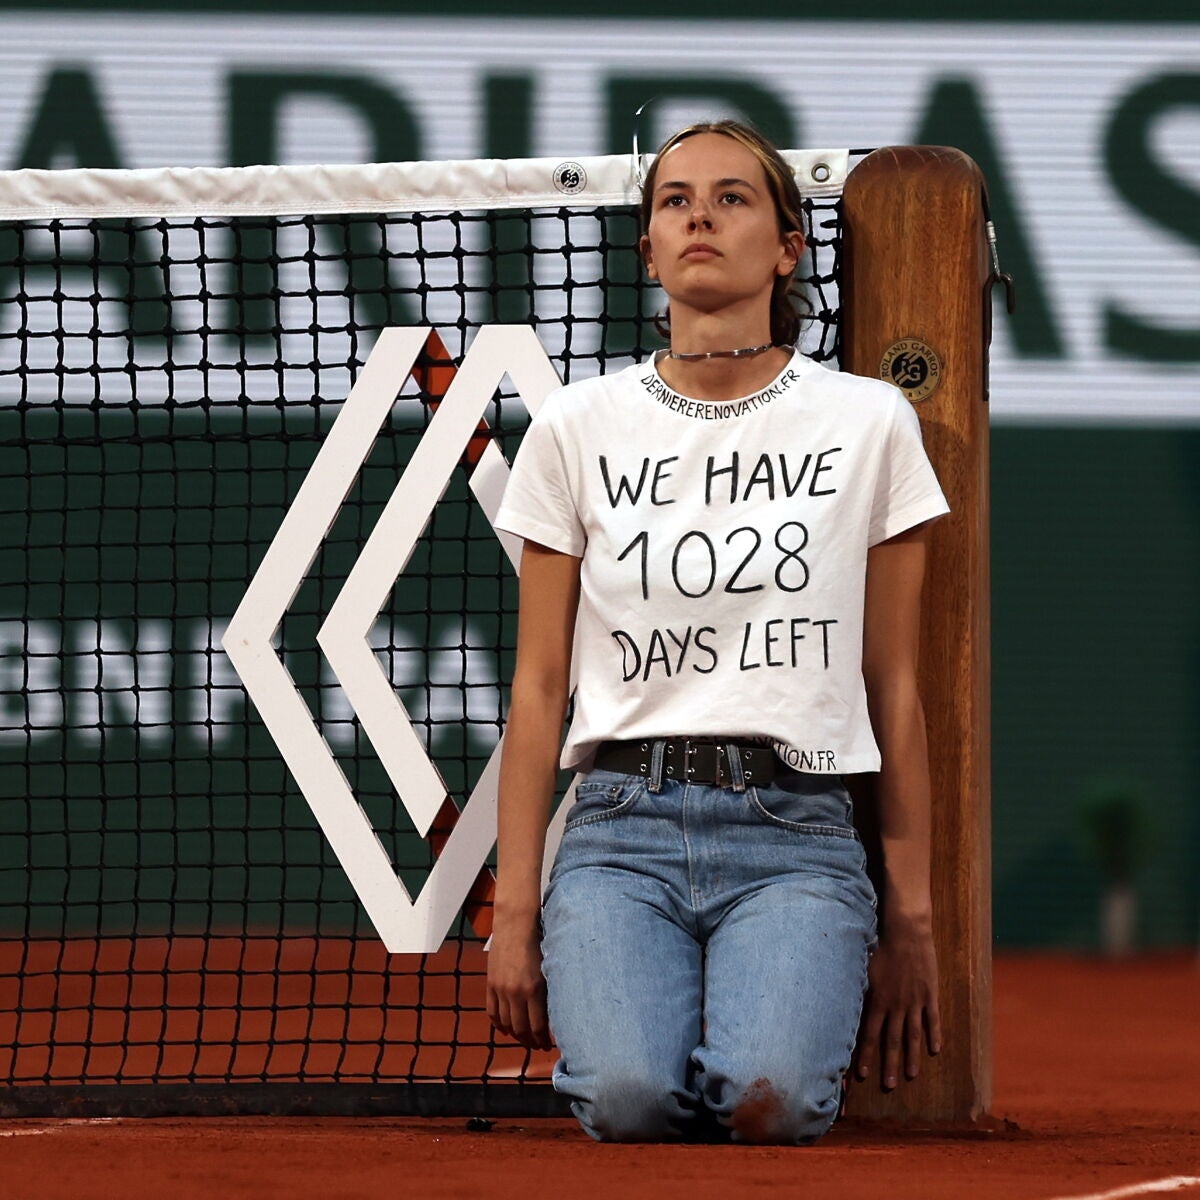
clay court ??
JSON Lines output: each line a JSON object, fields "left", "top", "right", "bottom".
{"left": 2, "top": 953, "right": 1196, "bottom": 1199}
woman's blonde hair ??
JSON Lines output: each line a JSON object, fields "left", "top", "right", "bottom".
{"left": 638, "top": 119, "right": 810, "bottom": 347}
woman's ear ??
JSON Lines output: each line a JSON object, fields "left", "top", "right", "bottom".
{"left": 639, "top": 233, "right": 658, "bottom": 281}
{"left": 777, "top": 230, "right": 806, "bottom": 278}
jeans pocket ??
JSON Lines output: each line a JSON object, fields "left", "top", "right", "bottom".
{"left": 563, "top": 769, "right": 645, "bottom": 831}
{"left": 745, "top": 780, "right": 859, "bottom": 839}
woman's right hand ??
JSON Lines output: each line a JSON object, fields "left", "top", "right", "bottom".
{"left": 486, "top": 912, "right": 554, "bottom": 1051}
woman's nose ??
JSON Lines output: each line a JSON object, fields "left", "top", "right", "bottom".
{"left": 688, "top": 203, "right": 713, "bottom": 230}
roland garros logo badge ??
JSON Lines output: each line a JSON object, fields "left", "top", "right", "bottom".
{"left": 880, "top": 337, "right": 942, "bottom": 403}
{"left": 552, "top": 161, "right": 587, "bottom": 195}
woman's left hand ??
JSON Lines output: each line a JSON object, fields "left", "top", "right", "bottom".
{"left": 852, "top": 921, "right": 942, "bottom": 1090}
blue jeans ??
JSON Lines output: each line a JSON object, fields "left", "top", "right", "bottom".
{"left": 540, "top": 741, "right": 878, "bottom": 1144}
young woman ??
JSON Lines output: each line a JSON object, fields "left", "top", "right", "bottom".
{"left": 487, "top": 121, "right": 948, "bottom": 1144}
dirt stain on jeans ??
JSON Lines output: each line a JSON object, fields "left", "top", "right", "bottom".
{"left": 730, "top": 1077, "right": 787, "bottom": 1142}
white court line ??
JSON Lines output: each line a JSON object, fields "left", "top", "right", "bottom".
{"left": 0, "top": 1118, "right": 122, "bottom": 1137}
{"left": 1044, "top": 1177, "right": 1200, "bottom": 1200}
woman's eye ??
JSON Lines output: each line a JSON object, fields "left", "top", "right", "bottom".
{"left": 663, "top": 194, "right": 686, "bottom": 207}
{"left": 721, "top": 192, "right": 746, "bottom": 204}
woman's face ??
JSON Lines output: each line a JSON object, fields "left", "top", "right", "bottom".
{"left": 640, "top": 132, "right": 803, "bottom": 323}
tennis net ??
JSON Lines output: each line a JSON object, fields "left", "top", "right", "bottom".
{"left": 0, "top": 151, "right": 849, "bottom": 1116}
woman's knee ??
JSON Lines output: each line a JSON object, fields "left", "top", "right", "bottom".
{"left": 573, "top": 1071, "right": 691, "bottom": 1143}
{"left": 724, "top": 1072, "right": 841, "bottom": 1145}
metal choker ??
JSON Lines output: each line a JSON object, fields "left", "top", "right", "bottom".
{"left": 667, "top": 342, "right": 775, "bottom": 361}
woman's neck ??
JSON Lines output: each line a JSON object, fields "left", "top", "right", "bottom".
{"left": 657, "top": 305, "right": 790, "bottom": 402}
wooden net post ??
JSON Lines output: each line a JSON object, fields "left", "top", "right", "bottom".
{"left": 840, "top": 146, "right": 993, "bottom": 1124}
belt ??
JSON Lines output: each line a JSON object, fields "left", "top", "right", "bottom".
{"left": 592, "top": 736, "right": 777, "bottom": 789}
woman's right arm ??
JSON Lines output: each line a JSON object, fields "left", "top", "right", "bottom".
{"left": 486, "top": 538, "right": 581, "bottom": 1051}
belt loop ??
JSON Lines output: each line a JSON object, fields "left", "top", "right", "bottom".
{"left": 648, "top": 738, "right": 666, "bottom": 793}
{"left": 724, "top": 740, "right": 747, "bottom": 792}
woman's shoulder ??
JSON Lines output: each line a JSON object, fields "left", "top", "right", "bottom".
{"left": 797, "top": 355, "right": 907, "bottom": 420}
{"left": 534, "top": 361, "right": 646, "bottom": 421}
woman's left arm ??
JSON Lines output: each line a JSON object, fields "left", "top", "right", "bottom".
{"left": 852, "top": 519, "right": 943, "bottom": 1091}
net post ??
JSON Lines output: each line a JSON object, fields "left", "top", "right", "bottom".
{"left": 840, "top": 145, "right": 993, "bottom": 1124}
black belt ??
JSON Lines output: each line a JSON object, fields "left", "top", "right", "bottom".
{"left": 593, "top": 736, "right": 777, "bottom": 789}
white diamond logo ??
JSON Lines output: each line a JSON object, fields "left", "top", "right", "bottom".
{"left": 222, "top": 325, "right": 571, "bottom": 953}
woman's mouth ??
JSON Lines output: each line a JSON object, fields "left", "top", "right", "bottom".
{"left": 682, "top": 243, "right": 720, "bottom": 260}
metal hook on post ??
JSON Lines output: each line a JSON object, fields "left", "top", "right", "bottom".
{"left": 987, "top": 221, "right": 1016, "bottom": 315}
{"left": 982, "top": 189, "right": 1016, "bottom": 314}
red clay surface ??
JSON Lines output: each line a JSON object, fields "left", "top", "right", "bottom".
{"left": 2, "top": 952, "right": 1198, "bottom": 1200}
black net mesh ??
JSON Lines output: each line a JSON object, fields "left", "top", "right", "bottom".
{"left": 0, "top": 186, "right": 845, "bottom": 1114}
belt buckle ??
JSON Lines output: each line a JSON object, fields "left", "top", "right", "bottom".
{"left": 685, "top": 740, "right": 732, "bottom": 788}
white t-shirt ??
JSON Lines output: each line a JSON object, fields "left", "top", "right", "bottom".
{"left": 493, "top": 349, "right": 951, "bottom": 775}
